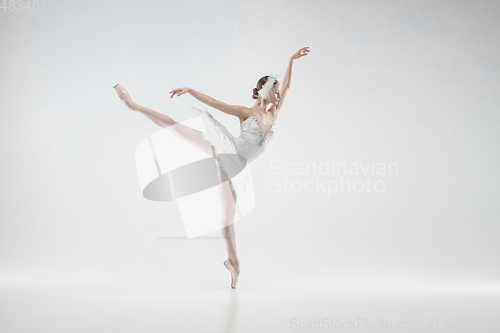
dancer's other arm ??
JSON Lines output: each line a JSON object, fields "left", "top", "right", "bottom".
{"left": 276, "top": 46, "right": 310, "bottom": 114}
{"left": 169, "top": 87, "right": 246, "bottom": 118}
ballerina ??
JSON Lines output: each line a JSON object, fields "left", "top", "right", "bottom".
{"left": 113, "top": 47, "right": 310, "bottom": 288}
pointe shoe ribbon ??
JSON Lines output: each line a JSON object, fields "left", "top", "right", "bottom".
{"left": 224, "top": 259, "right": 239, "bottom": 289}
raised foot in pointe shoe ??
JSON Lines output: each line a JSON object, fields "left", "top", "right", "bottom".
{"left": 113, "top": 84, "right": 129, "bottom": 98}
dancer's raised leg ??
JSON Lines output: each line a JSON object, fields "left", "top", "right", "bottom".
{"left": 113, "top": 84, "right": 215, "bottom": 158}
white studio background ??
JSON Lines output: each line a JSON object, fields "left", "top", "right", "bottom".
{"left": 0, "top": 0, "right": 499, "bottom": 289}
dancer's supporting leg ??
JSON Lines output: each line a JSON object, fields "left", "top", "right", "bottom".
{"left": 118, "top": 90, "right": 216, "bottom": 157}
{"left": 216, "top": 164, "right": 240, "bottom": 275}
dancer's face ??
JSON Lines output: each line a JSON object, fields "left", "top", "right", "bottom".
{"left": 269, "top": 83, "right": 281, "bottom": 106}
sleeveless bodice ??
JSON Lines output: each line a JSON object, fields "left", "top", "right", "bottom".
{"left": 234, "top": 117, "right": 276, "bottom": 163}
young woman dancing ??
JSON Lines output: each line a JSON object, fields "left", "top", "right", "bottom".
{"left": 113, "top": 46, "right": 310, "bottom": 288}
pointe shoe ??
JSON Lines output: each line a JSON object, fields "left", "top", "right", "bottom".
{"left": 224, "top": 259, "right": 239, "bottom": 289}
{"left": 113, "top": 83, "right": 129, "bottom": 98}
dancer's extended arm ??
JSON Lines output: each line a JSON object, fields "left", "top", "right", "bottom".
{"left": 169, "top": 87, "right": 246, "bottom": 118}
{"left": 276, "top": 46, "right": 310, "bottom": 113}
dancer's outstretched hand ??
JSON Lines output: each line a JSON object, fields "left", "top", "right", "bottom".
{"left": 291, "top": 47, "right": 310, "bottom": 60}
{"left": 169, "top": 87, "right": 191, "bottom": 99}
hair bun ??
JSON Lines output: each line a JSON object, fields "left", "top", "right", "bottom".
{"left": 252, "top": 87, "right": 259, "bottom": 99}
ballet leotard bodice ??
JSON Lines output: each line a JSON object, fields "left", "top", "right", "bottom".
{"left": 234, "top": 117, "right": 276, "bottom": 163}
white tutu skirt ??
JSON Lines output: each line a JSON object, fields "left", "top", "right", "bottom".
{"left": 134, "top": 105, "right": 255, "bottom": 239}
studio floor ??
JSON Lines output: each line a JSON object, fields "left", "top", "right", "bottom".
{"left": 1, "top": 278, "right": 499, "bottom": 333}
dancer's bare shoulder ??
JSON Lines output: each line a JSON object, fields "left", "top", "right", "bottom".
{"left": 237, "top": 106, "right": 279, "bottom": 124}
{"left": 237, "top": 106, "right": 254, "bottom": 124}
